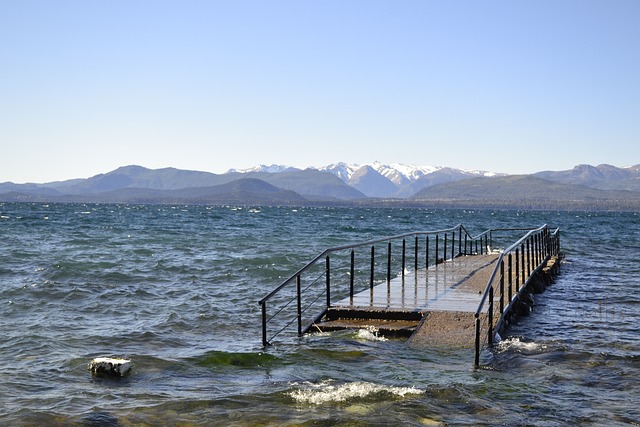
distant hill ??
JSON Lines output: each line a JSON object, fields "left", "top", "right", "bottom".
{"left": 411, "top": 175, "right": 640, "bottom": 210}
{"left": 0, "top": 178, "right": 307, "bottom": 205}
{"left": 533, "top": 164, "right": 640, "bottom": 192}
{"left": 1, "top": 163, "right": 640, "bottom": 210}
{"left": 0, "top": 166, "right": 363, "bottom": 203}
{"left": 43, "top": 165, "right": 233, "bottom": 194}
{"left": 245, "top": 168, "right": 366, "bottom": 199}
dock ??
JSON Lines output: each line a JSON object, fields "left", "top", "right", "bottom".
{"left": 259, "top": 224, "right": 562, "bottom": 367}
{"left": 315, "top": 253, "right": 500, "bottom": 345}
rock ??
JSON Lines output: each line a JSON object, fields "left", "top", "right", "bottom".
{"left": 520, "top": 290, "right": 535, "bottom": 307}
{"left": 530, "top": 272, "right": 546, "bottom": 294}
{"left": 89, "top": 357, "right": 132, "bottom": 377}
{"left": 512, "top": 296, "right": 532, "bottom": 316}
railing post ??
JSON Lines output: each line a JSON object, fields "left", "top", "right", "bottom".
{"left": 545, "top": 228, "right": 550, "bottom": 257}
{"left": 297, "top": 275, "right": 302, "bottom": 336}
{"left": 414, "top": 236, "right": 418, "bottom": 271}
{"left": 370, "top": 245, "right": 375, "bottom": 289}
{"left": 402, "top": 238, "right": 406, "bottom": 278}
{"left": 464, "top": 234, "right": 468, "bottom": 256}
{"left": 508, "top": 253, "right": 513, "bottom": 303}
{"left": 474, "top": 315, "right": 481, "bottom": 368}
{"left": 451, "top": 230, "right": 455, "bottom": 260}
{"left": 387, "top": 241, "right": 392, "bottom": 283}
{"left": 261, "top": 302, "right": 268, "bottom": 347}
{"left": 435, "top": 235, "right": 439, "bottom": 266}
{"left": 426, "top": 235, "right": 429, "bottom": 268}
{"left": 515, "top": 248, "right": 520, "bottom": 293}
{"left": 488, "top": 286, "right": 494, "bottom": 345}
{"left": 326, "top": 255, "right": 331, "bottom": 307}
{"left": 444, "top": 233, "right": 448, "bottom": 262}
{"left": 526, "top": 239, "right": 531, "bottom": 277}
{"left": 500, "top": 259, "right": 505, "bottom": 315}
{"left": 538, "top": 232, "right": 542, "bottom": 262}
{"left": 521, "top": 243, "right": 525, "bottom": 284}
{"left": 350, "top": 250, "right": 355, "bottom": 299}
{"left": 458, "top": 225, "right": 462, "bottom": 257}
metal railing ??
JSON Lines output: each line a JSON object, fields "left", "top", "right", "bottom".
{"left": 259, "top": 224, "right": 491, "bottom": 347}
{"left": 473, "top": 225, "right": 561, "bottom": 367}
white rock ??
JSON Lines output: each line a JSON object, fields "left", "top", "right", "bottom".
{"left": 89, "top": 357, "right": 132, "bottom": 377}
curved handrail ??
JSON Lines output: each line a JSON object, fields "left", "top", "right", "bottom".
{"left": 473, "top": 225, "right": 561, "bottom": 367}
{"left": 474, "top": 225, "right": 547, "bottom": 318}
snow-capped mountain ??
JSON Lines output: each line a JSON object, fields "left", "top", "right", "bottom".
{"left": 319, "top": 162, "right": 444, "bottom": 185}
{"left": 229, "top": 162, "right": 503, "bottom": 197}
{"left": 318, "top": 162, "right": 502, "bottom": 197}
{"left": 226, "top": 164, "right": 300, "bottom": 174}
{"left": 318, "top": 162, "right": 498, "bottom": 184}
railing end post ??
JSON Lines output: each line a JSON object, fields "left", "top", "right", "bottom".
{"left": 474, "top": 315, "right": 481, "bottom": 368}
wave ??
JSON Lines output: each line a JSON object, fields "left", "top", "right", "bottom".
{"left": 354, "top": 326, "right": 388, "bottom": 342}
{"left": 288, "top": 379, "right": 423, "bottom": 405}
{"left": 496, "top": 337, "right": 547, "bottom": 354}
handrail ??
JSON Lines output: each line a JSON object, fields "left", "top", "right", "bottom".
{"left": 259, "top": 223, "right": 491, "bottom": 347}
{"left": 473, "top": 225, "right": 561, "bottom": 367}
{"left": 474, "top": 225, "right": 547, "bottom": 316}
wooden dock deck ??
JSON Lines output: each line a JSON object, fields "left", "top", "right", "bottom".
{"left": 314, "top": 253, "right": 501, "bottom": 345}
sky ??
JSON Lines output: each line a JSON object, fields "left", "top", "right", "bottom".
{"left": 1, "top": 0, "right": 639, "bottom": 183}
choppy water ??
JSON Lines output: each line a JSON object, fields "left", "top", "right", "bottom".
{"left": 0, "top": 203, "right": 638, "bottom": 426}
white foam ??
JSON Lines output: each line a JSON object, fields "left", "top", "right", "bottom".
{"left": 497, "top": 337, "right": 546, "bottom": 353}
{"left": 355, "top": 326, "right": 387, "bottom": 342}
{"left": 289, "top": 380, "right": 423, "bottom": 405}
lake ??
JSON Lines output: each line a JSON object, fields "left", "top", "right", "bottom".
{"left": 1, "top": 203, "right": 638, "bottom": 426}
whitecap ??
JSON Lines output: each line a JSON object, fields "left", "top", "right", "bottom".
{"left": 355, "top": 326, "right": 387, "bottom": 342}
{"left": 289, "top": 379, "right": 423, "bottom": 405}
{"left": 496, "top": 337, "right": 546, "bottom": 353}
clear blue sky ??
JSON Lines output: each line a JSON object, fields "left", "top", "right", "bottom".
{"left": 1, "top": 0, "right": 639, "bottom": 183}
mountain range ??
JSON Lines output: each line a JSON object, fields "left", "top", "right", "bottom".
{"left": 1, "top": 162, "right": 640, "bottom": 210}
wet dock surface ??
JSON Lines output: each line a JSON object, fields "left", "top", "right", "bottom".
{"left": 335, "top": 253, "right": 499, "bottom": 312}
{"left": 316, "top": 253, "right": 500, "bottom": 343}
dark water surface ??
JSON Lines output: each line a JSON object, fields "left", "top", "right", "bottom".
{"left": 1, "top": 204, "right": 638, "bottom": 426}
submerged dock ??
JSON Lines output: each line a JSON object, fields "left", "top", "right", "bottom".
{"left": 259, "top": 224, "right": 562, "bottom": 367}
{"left": 316, "top": 253, "right": 500, "bottom": 345}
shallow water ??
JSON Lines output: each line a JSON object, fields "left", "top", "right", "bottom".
{"left": 0, "top": 204, "right": 638, "bottom": 425}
